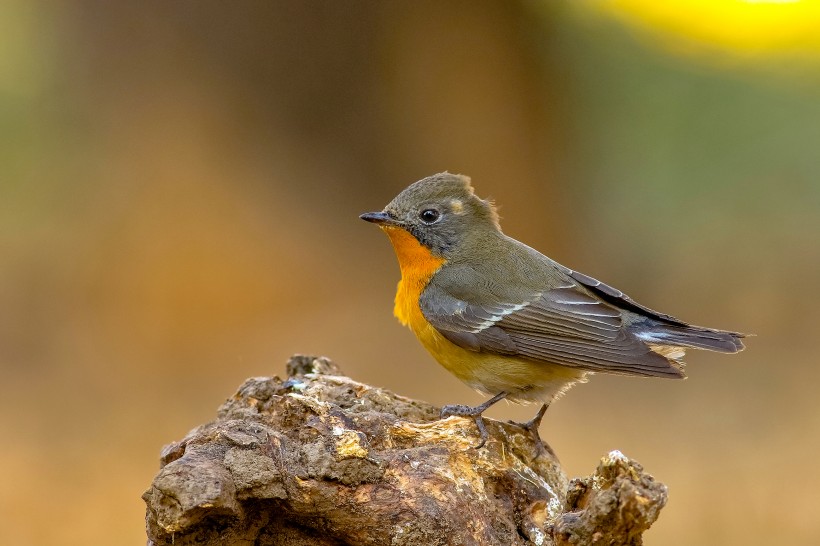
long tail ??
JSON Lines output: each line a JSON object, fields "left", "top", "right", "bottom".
{"left": 636, "top": 324, "right": 746, "bottom": 354}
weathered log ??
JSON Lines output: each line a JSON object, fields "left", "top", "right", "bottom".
{"left": 143, "top": 355, "right": 667, "bottom": 545}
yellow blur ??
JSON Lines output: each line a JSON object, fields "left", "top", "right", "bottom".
{"left": 589, "top": 0, "right": 820, "bottom": 58}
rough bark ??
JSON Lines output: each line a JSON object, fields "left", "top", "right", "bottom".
{"left": 144, "top": 355, "right": 667, "bottom": 545}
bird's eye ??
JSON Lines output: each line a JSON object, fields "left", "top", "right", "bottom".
{"left": 419, "top": 208, "right": 441, "bottom": 224}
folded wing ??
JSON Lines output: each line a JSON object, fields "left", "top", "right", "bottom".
{"left": 420, "top": 282, "right": 686, "bottom": 378}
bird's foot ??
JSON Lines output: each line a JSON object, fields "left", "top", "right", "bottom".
{"left": 508, "top": 403, "right": 554, "bottom": 458}
{"left": 440, "top": 392, "right": 507, "bottom": 449}
{"left": 517, "top": 403, "right": 548, "bottom": 437}
{"left": 440, "top": 404, "right": 492, "bottom": 448}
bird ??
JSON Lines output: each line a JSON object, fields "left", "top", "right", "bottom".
{"left": 360, "top": 172, "right": 746, "bottom": 448}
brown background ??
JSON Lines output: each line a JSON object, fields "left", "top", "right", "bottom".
{"left": 2, "top": 2, "right": 819, "bottom": 544}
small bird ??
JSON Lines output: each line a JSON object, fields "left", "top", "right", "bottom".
{"left": 361, "top": 173, "right": 746, "bottom": 447}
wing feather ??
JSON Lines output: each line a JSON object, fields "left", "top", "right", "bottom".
{"left": 420, "top": 282, "right": 684, "bottom": 378}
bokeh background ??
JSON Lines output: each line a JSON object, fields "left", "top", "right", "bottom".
{"left": 2, "top": 1, "right": 820, "bottom": 544}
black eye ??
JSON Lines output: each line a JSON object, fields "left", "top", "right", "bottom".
{"left": 419, "top": 209, "right": 440, "bottom": 224}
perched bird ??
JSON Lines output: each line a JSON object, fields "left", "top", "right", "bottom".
{"left": 361, "top": 173, "right": 745, "bottom": 447}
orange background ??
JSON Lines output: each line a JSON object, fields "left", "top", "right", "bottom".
{"left": 2, "top": 2, "right": 820, "bottom": 544}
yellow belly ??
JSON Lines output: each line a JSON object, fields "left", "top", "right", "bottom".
{"left": 407, "top": 311, "right": 585, "bottom": 403}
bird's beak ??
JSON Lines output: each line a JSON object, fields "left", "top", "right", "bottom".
{"left": 359, "top": 211, "right": 397, "bottom": 226}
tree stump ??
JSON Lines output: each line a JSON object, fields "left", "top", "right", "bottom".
{"left": 143, "top": 355, "right": 667, "bottom": 545}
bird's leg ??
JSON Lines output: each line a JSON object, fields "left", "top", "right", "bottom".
{"left": 520, "top": 402, "right": 549, "bottom": 436}
{"left": 510, "top": 402, "right": 554, "bottom": 458}
{"left": 440, "top": 391, "right": 508, "bottom": 448}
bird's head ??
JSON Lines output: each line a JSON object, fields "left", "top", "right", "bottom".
{"left": 360, "top": 172, "right": 500, "bottom": 261}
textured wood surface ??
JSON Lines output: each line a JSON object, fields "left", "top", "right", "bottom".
{"left": 144, "top": 355, "right": 667, "bottom": 545}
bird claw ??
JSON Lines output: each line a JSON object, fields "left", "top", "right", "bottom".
{"left": 512, "top": 403, "right": 548, "bottom": 437}
{"left": 440, "top": 404, "right": 490, "bottom": 448}
{"left": 508, "top": 403, "right": 555, "bottom": 459}
{"left": 439, "top": 392, "right": 507, "bottom": 449}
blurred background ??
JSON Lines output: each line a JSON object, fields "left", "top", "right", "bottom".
{"left": 2, "top": 1, "right": 819, "bottom": 544}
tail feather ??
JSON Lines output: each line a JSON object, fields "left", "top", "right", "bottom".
{"left": 636, "top": 325, "right": 746, "bottom": 354}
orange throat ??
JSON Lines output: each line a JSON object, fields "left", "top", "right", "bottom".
{"left": 381, "top": 226, "right": 446, "bottom": 328}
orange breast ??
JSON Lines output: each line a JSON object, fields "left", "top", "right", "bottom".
{"left": 381, "top": 226, "right": 446, "bottom": 330}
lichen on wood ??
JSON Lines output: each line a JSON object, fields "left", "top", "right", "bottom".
{"left": 143, "top": 355, "right": 667, "bottom": 545}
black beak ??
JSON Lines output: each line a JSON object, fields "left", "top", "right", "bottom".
{"left": 359, "top": 211, "right": 396, "bottom": 225}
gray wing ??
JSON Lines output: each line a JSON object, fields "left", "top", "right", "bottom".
{"left": 558, "top": 265, "right": 745, "bottom": 353}
{"left": 555, "top": 264, "right": 687, "bottom": 326}
{"left": 420, "top": 280, "right": 685, "bottom": 378}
